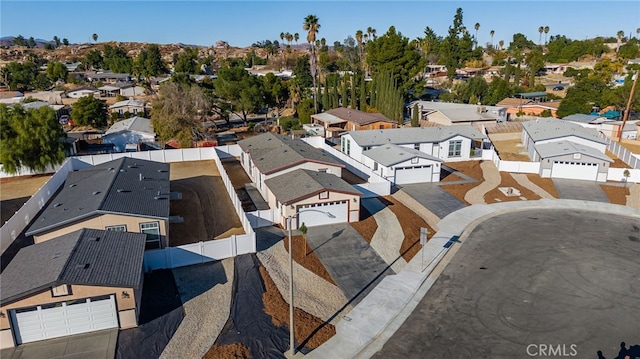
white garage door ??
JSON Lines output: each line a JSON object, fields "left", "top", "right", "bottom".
{"left": 551, "top": 161, "right": 598, "bottom": 181}
{"left": 395, "top": 165, "right": 432, "bottom": 185}
{"left": 297, "top": 201, "right": 348, "bottom": 228}
{"left": 11, "top": 295, "right": 118, "bottom": 344}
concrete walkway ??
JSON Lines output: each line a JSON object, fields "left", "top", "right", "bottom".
{"left": 464, "top": 161, "right": 501, "bottom": 204}
{"left": 511, "top": 173, "right": 556, "bottom": 199}
{"left": 362, "top": 198, "right": 407, "bottom": 273}
{"left": 627, "top": 183, "right": 640, "bottom": 209}
{"left": 305, "top": 200, "right": 640, "bottom": 359}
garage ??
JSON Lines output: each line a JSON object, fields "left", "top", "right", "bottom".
{"left": 10, "top": 295, "right": 119, "bottom": 345}
{"left": 394, "top": 165, "right": 433, "bottom": 185}
{"left": 297, "top": 201, "right": 348, "bottom": 227}
{"left": 551, "top": 161, "right": 598, "bottom": 181}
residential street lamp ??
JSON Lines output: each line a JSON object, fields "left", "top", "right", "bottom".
{"left": 286, "top": 209, "right": 335, "bottom": 356}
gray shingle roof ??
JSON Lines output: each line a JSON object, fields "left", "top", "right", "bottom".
{"left": 363, "top": 144, "right": 442, "bottom": 167}
{"left": 408, "top": 101, "right": 505, "bottom": 122}
{"left": 346, "top": 125, "right": 486, "bottom": 147}
{"left": 1, "top": 228, "right": 146, "bottom": 305}
{"left": 522, "top": 118, "right": 607, "bottom": 144}
{"left": 238, "top": 133, "right": 343, "bottom": 174}
{"left": 109, "top": 99, "right": 146, "bottom": 109}
{"left": 104, "top": 116, "right": 154, "bottom": 135}
{"left": 26, "top": 157, "right": 170, "bottom": 236}
{"left": 534, "top": 141, "right": 613, "bottom": 162}
{"left": 316, "top": 108, "right": 395, "bottom": 125}
{"left": 264, "top": 169, "right": 361, "bottom": 205}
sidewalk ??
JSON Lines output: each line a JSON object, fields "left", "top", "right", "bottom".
{"left": 304, "top": 200, "right": 640, "bottom": 359}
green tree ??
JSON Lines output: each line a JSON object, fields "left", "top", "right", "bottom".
{"left": 411, "top": 103, "right": 420, "bottom": 127}
{"left": 151, "top": 82, "right": 211, "bottom": 147}
{"left": 133, "top": 44, "right": 167, "bottom": 78}
{"left": 486, "top": 77, "right": 513, "bottom": 105}
{"left": 261, "top": 73, "right": 289, "bottom": 115}
{"left": 33, "top": 73, "right": 53, "bottom": 90}
{"left": 303, "top": 14, "right": 321, "bottom": 114}
{"left": 617, "top": 38, "right": 640, "bottom": 60}
{"left": 84, "top": 49, "right": 103, "bottom": 70}
{"left": 13, "top": 35, "right": 27, "bottom": 47}
{"left": 174, "top": 47, "right": 199, "bottom": 74}
{"left": 4, "top": 61, "right": 37, "bottom": 91}
{"left": 28, "top": 37, "right": 36, "bottom": 48}
{"left": 53, "top": 36, "right": 60, "bottom": 48}
{"left": 525, "top": 50, "right": 545, "bottom": 88}
{"left": 62, "top": 38, "right": 69, "bottom": 46}
{"left": 71, "top": 96, "right": 108, "bottom": 128}
{"left": 296, "top": 98, "right": 314, "bottom": 123}
{"left": 456, "top": 76, "right": 489, "bottom": 104}
{"left": 0, "top": 104, "right": 65, "bottom": 174}
{"left": 102, "top": 44, "right": 132, "bottom": 73}
{"left": 509, "top": 33, "right": 535, "bottom": 52}
{"left": 293, "top": 55, "right": 313, "bottom": 88}
{"left": 214, "top": 66, "right": 264, "bottom": 124}
{"left": 92, "top": 33, "right": 98, "bottom": 43}
{"left": 441, "top": 8, "right": 477, "bottom": 79}
{"left": 46, "top": 62, "right": 68, "bottom": 82}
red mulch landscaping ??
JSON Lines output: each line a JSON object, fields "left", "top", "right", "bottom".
{"left": 382, "top": 196, "right": 436, "bottom": 262}
{"left": 203, "top": 343, "right": 251, "bottom": 359}
{"left": 350, "top": 206, "right": 378, "bottom": 243}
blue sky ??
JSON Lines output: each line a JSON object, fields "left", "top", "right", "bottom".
{"left": 1, "top": 1, "right": 639, "bottom": 48}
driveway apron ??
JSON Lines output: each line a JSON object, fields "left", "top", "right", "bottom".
{"left": 399, "top": 183, "right": 466, "bottom": 219}
{"left": 552, "top": 178, "right": 610, "bottom": 203}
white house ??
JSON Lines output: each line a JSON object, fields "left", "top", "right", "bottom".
{"left": 102, "top": 116, "right": 155, "bottom": 152}
{"left": 341, "top": 125, "right": 487, "bottom": 165}
{"left": 362, "top": 144, "right": 443, "bottom": 184}
{"left": 407, "top": 101, "right": 508, "bottom": 126}
{"left": 237, "top": 132, "right": 345, "bottom": 203}
{"left": 522, "top": 118, "right": 608, "bottom": 159}
{"left": 67, "top": 87, "right": 100, "bottom": 99}
{"left": 108, "top": 100, "right": 148, "bottom": 117}
{"left": 564, "top": 114, "right": 638, "bottom": 140}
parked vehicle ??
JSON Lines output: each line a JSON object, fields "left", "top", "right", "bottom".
{"left": 553, "top": 86, "right": 565, "bottom": 91}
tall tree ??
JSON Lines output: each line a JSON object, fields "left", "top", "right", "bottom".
{"left": 62, "top": 38, "right": 69, "bottom": 46}
{"left": 46, "top": 62, "right": 68, "bottom": 82}
{"left": 303, "top": 14, "right": 321, "bottom": 113}
{"left": 294, "top": 33, "right": 299, "bottom": 46}
{"left": 441, "top": 8, "right": 476, "bottom": 79}
{"left": 53, "top": 36, "right": 60, "bottom": 48}
{"left": 0, "top": 104, "right": 66, "bottom": 174}
{"left": 525, "top": 49, "right": 545, "bottom": 87}
{"left": 543, "top": 26, "right": 550, "bottom": 45}
{"left": 92, "top": 33, "right": 98, "bottom": 43}
{"left": 617, "top": 30, "right": 625, "bottom": 52}
{"left": 474, "top": 22, "right": 480, "bottom": 49}
{"left": 214, "top": 66, "right": 264, "bottom": 125}
{"left": 71, "top": 95, "right": 108, "bottom": 128}
{"left": 490, "top": 29, "right": 495, "bottom": 48}
{"left": 538, "top": 26, "right": 544, "bottom": 45}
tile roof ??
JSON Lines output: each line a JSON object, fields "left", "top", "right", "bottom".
{"left": 347, "top": 125, "right": 486, "bottom": 147}
{"left": 1, "top": 228, "right": 146, "bottom": 305}
{"left": 534, "top": 141, "right": 613, "bottom": 162}
{"left": 363, "top": 144, "right": 442, "bottom": 167}
{"left": 238, "top": 133, "right": 343, "bottom": 174}
{"left": 26, "top": 157, "right": 170, "bottom": 236}
{"left": 522, "top": 118, "right": 607, "bottom": 144}
{"left": 105, "top": 116, "right": 154, "bottom": 135}
{"left": 264, "top": 169, "right": 361, "bottom": 205}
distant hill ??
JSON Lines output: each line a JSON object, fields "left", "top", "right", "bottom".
{"left": 0, "top": 36, "right": 59, "bottom": 48}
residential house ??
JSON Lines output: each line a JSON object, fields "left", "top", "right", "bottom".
{"left": 0, "top": 228, "right": 146, "bottom": 348}
{"left": 311, "top": 108, "right": 398, "bottom": 139}
{"left": 85, "top": 72, "right": 131, "bottom": 84}
{"left": 407, "top": 101, "right": 507, "bottom": 126}
{"left": 67, "top": 86, "right": 100, "bottom": 99}
{"left": 25, "top": 157, "right": 172, "bottom": 249}
{"left": 102, "top": 116, "right": 156, "bottom": 152}
{"left": 361, "top": 144, "right": 443, "bottom": 184}
{"left": 99, "top": 82, "right": 145, "bottom": 98}
{"left": 264, "top": 169, "right": 362, "bottom": 229}
{"left": 564, "top": 113, "right": 638, "bottom": 140}
{"left": 522, "top": 118, "right": 610, "bottom": 181}
{"left": 496, "top": 98, "right": 560, "bottom": 118}
{"left": 237, "top": 132, "right": 345, "bottom": 205}
{"left": 108, "top": 99, "right": 148, "bottom": 117}
{"left": 341, "top": 125, "right": 487, "bottom": 165}
{"left": 21, "top": 90, "right": 64, "bottom": 104}
{"left": 0, "top": 91, "right": 24, "bottom": 104}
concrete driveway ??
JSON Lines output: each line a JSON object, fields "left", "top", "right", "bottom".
{"left": 553, "top": 178, "right": 610, "bottom": 202}
{"left": 0, "top": 328, "right": 118, "bottom": 359}
{"left": 398, "top": 183, "right": 466, "bottom": 219}
{"left": 373, "top": 209, "right": 640, "bottom": 358}
{"left": 305, "top": 223, "right": 394, "bottom": 305}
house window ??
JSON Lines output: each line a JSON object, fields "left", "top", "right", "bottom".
{"left": 140, "top": 221, "right": 161, "bottom": 249}
{"left": 414, "top": 143, "right": 420, "bottom": 150}
{"left": 319, "top": 191, "right": 329, "bottom": 199}
{"left": 118, "top": 109, "right": 123, "bottom": 115}
{"left": 345, "top": 139, "right": 351, "bottom": 156}
{"left": 448, "top": 141, "right": 462, "bottom": 157}
{"left": 319, "top": 168, "right": 327, "bottom": 173}
{"left": 133, "top": 108, "right": 138, "bottom": 114}
{"left": 373, "top": 162, "right": 378, "bottom": 171}
{"left": 106, "top": 224, "right": 127, "bottom": 232}
{"left": 52, "top": 285, "right": 71, "bottom": 297}
{"left": 573, "top": 153, "right": 581, "bottom": 160}
{"left": 411, "top": 157, "right": 419, "bottom": 164}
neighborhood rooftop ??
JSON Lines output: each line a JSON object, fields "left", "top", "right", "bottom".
{"left": 522, "top": 118, "right": 607, "bottom": 144}
{"left": 534, "top": 140, "right": 613, "bottom": 162}
{"left": 409, "top": 101, "right": 505, "bottom": 122}
{"left": 317, "top": 108, "right": 396, "bottom": 125}
{"left": 363, "top": 143, "right": 442, "bottom": 167}
{"left": 264, "top": 168, "right": 361, "bottom": 205}
{"left": 105, "top": 116, "right": 154, "bottom": 135}
{"left": 26, "top": 157, "right": 170, "bottom": 236}
{"left": 0, "top": 228, "right": 146, "bottom": 305}
{"left": 238, "top": 132, "right": 343, "bottom": 174}
{"left": 347, "top": 125, "right": 486, "bottom": 147}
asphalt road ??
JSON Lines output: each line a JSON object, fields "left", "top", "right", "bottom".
{"left": 373, "top": 209, "right": 640, "bottom": 359}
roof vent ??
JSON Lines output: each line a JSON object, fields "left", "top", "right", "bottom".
{"left": 52, "top": 253, "right": 60, "bottom": 259}
{"left": 89, "top": 236, "right": 100, "bottom": 242}
{"left": 107, "top": 167, "right": 114, "bottom": 171}
{"left": 120, "top": 169, "right": 126, "bottom": 172}
{"left": 76, "top": 263, "right": 90, "bottom": 269}
{"left": 154, "top": 196, "right": 168, "bottom": 200}
{"left": 92, "top": 191, "right": 100, "bottom": 195}
{"left": 157, "top": 169, "right": 168, "bottom": 173}
{"left": 53, "top": 203, "right": 62, "bottom": 208}
{"left": 117, "top": 189, "right": 131, "bottom": 193}
{"left": 69, "top": 184, "right": 77, "bottom": 188}
{"left": 128, "top": 165, "right": 139, "bottom": 169}
{"left": 78, "top": 207, "right": 83, "bottom": 211}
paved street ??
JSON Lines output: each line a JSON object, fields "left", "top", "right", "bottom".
{"left": 373, "top": 209, "right": 640, "bottom": 358}
{"left": 553, "top": 178, "right": 610, "bottom": 202}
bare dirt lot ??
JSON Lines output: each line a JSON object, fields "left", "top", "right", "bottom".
{"left": 485, "top": 172, "right": 541, "bottom": 203}
{"left": 220, "top": 157, "right": 256, "bottom": 212}
{"left": 526, "top": 174, "right": 559, "bottom": 198}
{"left": 169, "top": 161, "right": 244, "bottom": 246}
{"left": 619, "top": 139, "right": 640, "bottom": 154}
{"left": 606, "top": 150, "right": 631, "bottom": 168}
{"left": 0, "top": 174, "right": 53, "bottom": 224}
{"left": 491, "top": 138, "right": 530, "bottom": 161}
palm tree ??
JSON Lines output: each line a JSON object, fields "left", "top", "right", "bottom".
{"left": 294, "top": 33, "right": 299, "bottom": 46}
{"left": 538, "top": 26, "right": 543, "bottom": 45}
{"left": 637, "top": 28, "right": 640, "bottom": 39}
{"left": 543, "top": 26, "right": 550, "bottom": 45}
{"left": 474, "top": 22, "right": 480, "bottom": 49}
{"left": 490, "top": 30, "right": 495, "bottom": 48}
{"left": 617, "top": 30, "right": 625, "bottom": 52}
{"left": 92, "top": 33, "right": 98, "bottom": 43}
{"left": 355, "top": 29, "right": 363, "bottom": 62}
{"left": 280, "top": 32, "right": 285, "bottom": 43}
{"left": 371, "top": 28, "right": 377, "bottom": 40}
{"left": 498, "top": 40, "right": 504, "bottom": 50}
{"left": 367, "top": 27, "right": 373, "bottom": 42}
{"left": 303, "top": 14, "right": 320, "bottom": 113}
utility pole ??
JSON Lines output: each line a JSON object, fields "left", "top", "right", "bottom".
{"left": 619, "top": 70, "right": 638, "bottom": 142}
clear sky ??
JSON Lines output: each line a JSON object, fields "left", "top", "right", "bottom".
{"left": 1, "top": 1, "right": 639, "bottom": 48}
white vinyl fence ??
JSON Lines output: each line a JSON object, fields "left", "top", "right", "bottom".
{"left": 607, "top": 167, "right": 640, "bottom": 183}
{"left": 247, "top": 209, "right": 278, "bottom": 228}
{"left": 1, "top": 148, "right": 257, "bottom": 270}
{"left": 600, "top": 133, "right": 640, "bottom": 169}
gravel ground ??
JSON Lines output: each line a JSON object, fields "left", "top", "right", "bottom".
{"left": 464, "top": 161, "right": 501, "bottom": 204}
{"left": 510, "top": 173, "right": 556, "bottom": 199}
{"left": 362, "top": 199, "right": 407, "bottom": 273}
{"left": 627, "top": 183, "right": 640, "bottom": 208}
{"left": 160, "top": 259, "right": 234, "bottom": 359}
{"left": 257, "top": 240, "right": 350, "bottom": 322}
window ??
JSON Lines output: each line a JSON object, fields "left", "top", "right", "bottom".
{"left": 52, "top": 285, "right": 71, "bottom": 297}
{"left": 573, "top": 153, "right": 581, "bottom": 160}
{"left": 140, "top": 221, "right": 161, "bottom": 249}
{"left": 373, "top": 162, "right": 378, "bottom": 171}
{"left": 414, "top": 143, "right": 420, "bottom": 150}
{"left": 106, "top": 224, "right": 127, "bottom": 232}
{"left": 319, "top": 168, "right": 327, "bottom": 173}
{"left": 411, "top": 157, "right": 419, "bottom": 164}
{"left": 319, "top": 191, "right": 329, "bottom": 199}
{"left": 448, "top": 140, "right": 462, "bottom": 157}
{"left": 345, "top": 139, "right": 351, "bottom": 156}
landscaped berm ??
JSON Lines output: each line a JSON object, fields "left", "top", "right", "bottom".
{"left": 169, "top": 160, "right": 244, "bottom": 246}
